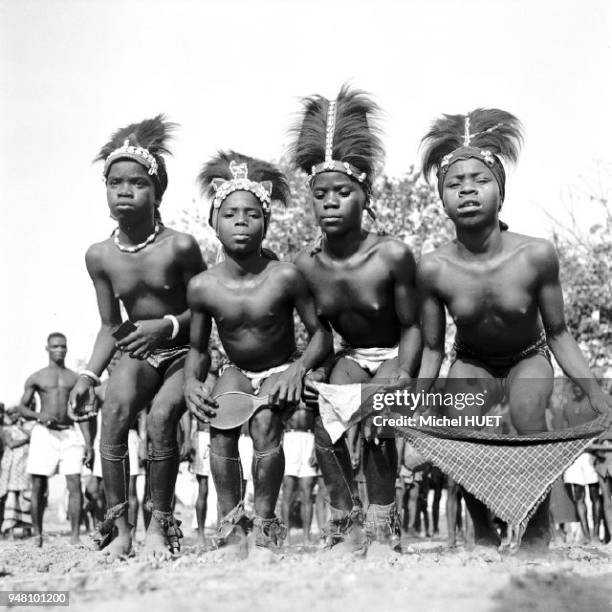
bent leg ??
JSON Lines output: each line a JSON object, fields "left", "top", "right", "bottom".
{"left": 445, "top": 359, "right": 503, "bottom": 546}
{"left": 315, "top": 358, "right": 369, "bottom": 513}
{"left": 507, "top": 354, "right": 553, "bottom": 547}
{"left": 100, "top": 355, "right": 160, "bottom": 557}
{"left": 209, "top": 368, "right": 252, "bottom": 519}
{"left": 145, "top": 357, "right": 188, "bottom": 556}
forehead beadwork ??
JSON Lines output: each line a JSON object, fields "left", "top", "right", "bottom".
{"left": 105, "top": 138, "right": 159, "bottom": 176}
{"left": 211, "top": 160, "right": 272, "bottom": 212}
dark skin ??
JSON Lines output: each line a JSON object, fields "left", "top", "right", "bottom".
{"left": 19, "top": 335, "right": 89, "bottom": 546}
{"left": 185, "top": 191, "right": 332, "bottom": 542}
{"left": 68, "top": 160, "right": 205, "bottom": 560}
{"left": 294, "top": 171, "right": 421, "bottom": 519}
{"left": 417, "top": 157, "right": 612, "bottom": 545}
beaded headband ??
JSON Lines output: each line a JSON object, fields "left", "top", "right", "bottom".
{"left": 211, "top": 160, "right": 272, "bottom": 213}
{"left": 103, "top": 139, "right": 159, "bottom": 177}
{"left": 309, "top": 100, "right": 367, "bottom": 184}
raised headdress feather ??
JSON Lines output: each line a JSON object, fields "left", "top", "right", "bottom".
{"left": 288, "top": 84, "right": 384, "bottom": 200}
{"left": 421, "top": 108, "right": 523, "bottom": 181}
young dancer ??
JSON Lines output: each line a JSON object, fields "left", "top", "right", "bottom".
{"left": 290, "top": 86, "right": 421, "bottom": 553}
{"left": 417, "top": 108, "right": 612, "bottom": 549}
{"left": 68, "top": 116, "right": 205, "bottom": 559}
{"left": 184, "top": 151, "right": 332, "bottom": 557}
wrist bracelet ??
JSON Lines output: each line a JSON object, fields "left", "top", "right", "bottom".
{"left": 79, "top": 369, "right": 101, "bottom": 387}
{"left": 163, "top": 314, "right": 180, "bottom": 340}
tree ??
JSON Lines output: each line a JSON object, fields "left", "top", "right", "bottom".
{"left": 549, "top": 164, "right": 612, "bottom": 370}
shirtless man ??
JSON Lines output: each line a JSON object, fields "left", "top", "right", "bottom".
{"left": 185, "top": 151, "right": 332, "bottom": 558}
{"left": 68, "top": 116, "right": 205, "bottom": 560}
{"left": 554, "top": 381, "right": 601, "bottom": 543}
{"left": 290, "top": 86, "right": 421, "bottom": 553}
{"left": 417, "top": 109, "right": 612, "bottom": 549}
{"left": 19, "top": 333, "right": 92, "bottom": 546}
{"left": 281, "top": 402, "right": 319, "bottom": 544}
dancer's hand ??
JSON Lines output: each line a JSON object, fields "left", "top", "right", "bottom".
{"left": 68, "top": 377, "right": 96, "bottom": 420}
{"left": 588, "top": 390, "right": 612, "bottom": 427}
{"left": 302, "top": 369, "right": 326, "bottom": 408}
{"left": 115, "top": 319, "right": 173, "bottom": 359}
{"left": 180, "top": 438, "right": 192, "bottom": 462}
{"left": 83, "top": 445, "right": 94, "bottom": 470}
{"left": 185, "top": 379, "right": 217, "bottom": 423}
{"left": 268, "top": 364, "right": 306, "bottom": 409}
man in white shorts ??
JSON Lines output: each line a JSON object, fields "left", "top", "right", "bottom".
{"left": 281, "top": 403, "right": 319, "bottom": 543}
{"left": 19, "top": 333, "right": 92, "bottom": 546}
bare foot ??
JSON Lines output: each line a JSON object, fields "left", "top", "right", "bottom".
{"left": 69, "top": 535, "right": 82, "bottom": 546}
{"left": 101, "top": 532, "right": 133, "bottom": 562}
{"left": 142, "top": 529, "right": 172, "bottom": 561}
{"left": 208, "top": 530, "right": 248, "bottom": 562}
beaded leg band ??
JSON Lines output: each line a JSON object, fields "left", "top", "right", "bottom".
{"left": 148, "top": 505, "right": 184, "bottom": 555}
{"left": 323, "top": 499, "right": 364, "bottom": 548}
{"left": 215, "top": 501, "right": 252, "bottom": 547}
{"left": 364, "top": 502, "right": 402, "bottom": 550}
{"left": 253, "top": 515, "right": 287, "bottom": 549}
{"left": 90, "top": 501, "right": 129, "bottom": 550}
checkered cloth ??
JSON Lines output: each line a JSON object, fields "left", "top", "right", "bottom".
{"left": 392, "top": 416, "right": 607, "bottom": 529}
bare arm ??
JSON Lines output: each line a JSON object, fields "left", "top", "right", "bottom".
{"left": 184, "top": 274, "right": 217, "bottom": 422}
{"left": 292, "top": 267, "right": 334, "bottom": 375}
{"left": 85, "top": 244, "right": 124, "bottom": 375}
{"left": 18, "top": 375, "right": 41, "bottom": 421}
{"left": 536, "top": 242, "right": 608, "bottom": 401}
{"left": 389, "top": 243, "right": 422, "bottom": 379}
{"left": 415, "top": 256, "right": 446, "bottom": 392}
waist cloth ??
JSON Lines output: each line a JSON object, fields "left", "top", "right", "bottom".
{"left": 313, "top": 380, "right": 607, "bottom": 529}
{"left": 453, "top": 329, "right": 551, "bottom": 378}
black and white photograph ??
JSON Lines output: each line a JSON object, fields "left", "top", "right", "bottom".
{"left": 1, "top": 1, "right": 611, "bottom": 610}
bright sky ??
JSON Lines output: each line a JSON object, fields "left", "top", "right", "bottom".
{"left": 0, "top": 0, "right": 610, "bottom": 404}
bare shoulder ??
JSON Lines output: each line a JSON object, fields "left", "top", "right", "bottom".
{"left": 417, "top": 243, "right": 452, "bottom": 284}
{"left": 505, "top": 232, "right": 558, "bottom": 265}
{"left": 375, "top": 235, "right": 416, "bottom": 267}
{"left": 163, "top": 228, "right": 200, "bottom": 250}
{"left": 25, "top": 369, "right": 44, "bottom": 388}
{"left": 186, "top": 268, "right": 218, "bottom": 309}
{"left": 269, "top": 260, "right": 301, "bottom": 281}
{"left": 294, "top": 247, "right": 317, "bottom": 275}
{"left": 85, "top": 238, "right": 114, "bottom": 271}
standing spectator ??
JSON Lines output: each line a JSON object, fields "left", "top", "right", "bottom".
{"left": 0, "top": 407, "right": 34, "bottom": 538}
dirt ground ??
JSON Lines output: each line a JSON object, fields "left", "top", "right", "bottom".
{"left": 1, "top": 523, "right": 611, "bottom": 612}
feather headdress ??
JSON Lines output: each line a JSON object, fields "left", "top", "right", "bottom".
{"left": 198, "top": 150, "right": 289, "bottom": 233}
{"left": 288, "top": 85, "right": 384, "bottom": 203}
{"left": 96, "top": 114, "right": 177, "bottom": 199}
{"left": 420, "top": 108, "right": 523, "bottom": 202}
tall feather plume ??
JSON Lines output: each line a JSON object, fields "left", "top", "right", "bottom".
{"left": 288, "top": 84, "right": 384, "bottom": 199}
{"left": 198, "top": 150, "right": 290, "bottom": 205}
{"left": 421, "top": 108, "right": 523, "bottom": 180}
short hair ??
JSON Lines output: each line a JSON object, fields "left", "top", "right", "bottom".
{"left": 47, "top": 332, "right": 67, "bottom": 344}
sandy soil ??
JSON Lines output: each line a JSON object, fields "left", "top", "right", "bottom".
{"left": 1, "top": 527, "right": 611, "bottom": 612}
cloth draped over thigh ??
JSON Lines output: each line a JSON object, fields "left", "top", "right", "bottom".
{"left": 313, "top": 382, "right": 606, "bottom": 530}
